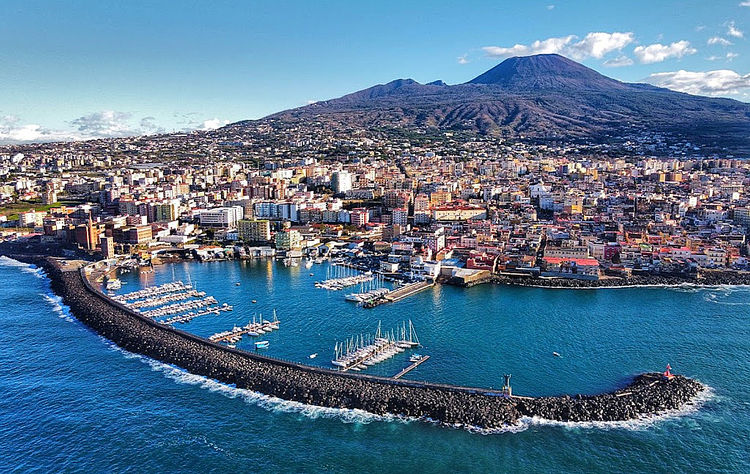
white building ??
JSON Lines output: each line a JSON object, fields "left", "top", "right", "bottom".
{"left": 199, "top": 206, "right": 243, "bottom": 227}
{"left": 331, "top": 171, "right": 352, "bottom": 194}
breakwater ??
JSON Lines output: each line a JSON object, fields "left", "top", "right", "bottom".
{"left": 31, "top": 256, "right": 704, "bottom": 430}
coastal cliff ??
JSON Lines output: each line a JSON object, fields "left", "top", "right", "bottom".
{"left": 30, "top": 256, "right": 705, "bottom": 430}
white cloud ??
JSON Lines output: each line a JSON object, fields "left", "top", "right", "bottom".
{"left": 482, "top": 32, "right": 634, "bottom": 60}
{"left": 197, "top": 118, "right": 229, "bottom": 131}
{"left": 0, "top": 111, "right": 224, "bottom": 144}
{"left": 727, "top": 21, "right": 744, "bottom": 38}
{"left": 708, "top": 36, "right": 733, "bottom": 46}
{"left": 646, "top": 69, "right": 750, "bottom": 96}
{"left": 740, "top": 1, "right": 750, "bottom": 6}
{"left": 0, "top": 115, "right": 78, "bottom": 143}
{"left": 633, "top": 40, "right": 697, "bottom": 63}
{"left": 457, "top": 54, "right": 469, "bottom": 64}
{"left": 70, "top": 110, "right": 134, "bottom": 137}
{"left": 568, "top": 32, "right": 635, "bottom": 59}
{"left": 707, "top": 52, "right": 739, "bottom": 61}
{"left": 603, "top": 55, "right": 634, "bottom": 67}
{"left": 546, "top": 4, "right": 555, "bottom": 10}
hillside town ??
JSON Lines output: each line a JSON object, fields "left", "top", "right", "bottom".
{"left": 2, "top": 122, "right": 750, "bottom": 286}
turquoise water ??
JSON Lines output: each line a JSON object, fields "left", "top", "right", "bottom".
{"left": 1, "top": 257, "right": 748, "bottom": 472}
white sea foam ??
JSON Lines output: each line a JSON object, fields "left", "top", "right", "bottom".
{"left": 518, "top": 385, "right": 715, "bottom": 433}
{"left": 105, "top": 343, "right": 407, "bottom": 426}
{"left": 0, "top": 255, "right": 46, "bottom": 278}
{"left": 103, "top": 341, "right": 714, "bottom": 434}
{"left": 514, "top": 281, "right": 750, "bottom": 291}
{"left": 41, "top": 292, "right": 75, "bottom": 323}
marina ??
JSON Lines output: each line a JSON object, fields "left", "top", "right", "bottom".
{"left": 315, "top": 264, "right": 374, "bottom": 290}
{"left": 110, "top": 276, "right": 233, "bottom": 326}
{"left": 331, "top": 320, "right": 421, "bottom": 372}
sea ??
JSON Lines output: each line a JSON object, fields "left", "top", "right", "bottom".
{"left": 0, "top": 256, "right": 748, "bottom": 472}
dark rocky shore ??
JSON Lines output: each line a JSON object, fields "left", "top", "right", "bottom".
{"left": 12, "top": 254, "right": 706, "bottom": 430}
{"left": 493, "top": 270, "right": 750, "bottom": 289}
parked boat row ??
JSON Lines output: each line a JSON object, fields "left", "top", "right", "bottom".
{"left": 127, "top": 290, "right": 206, "bottom": 309}
{"left": 209, "top": 311, "right": 281, "bottom": 344}
{"left": 113, "top": 281, "right": 192, "bottom": 302}
{"left": 161, "top": 307, "right": 222, "bottom": 325}
{"left": 331, "top": 320, "right": 421, "bottom": 371}
{"left": 316, "top": 273, "right": 374, "bottom": 291}
{"left": 136, "top": 296, "right": 221, "bottom": 318}
{"left": 345, "top": 287, "right": 391, "bottom": 303}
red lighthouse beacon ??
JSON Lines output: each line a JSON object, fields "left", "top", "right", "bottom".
{"left": 663, "top": 364, "right": 674, "bottom": 380}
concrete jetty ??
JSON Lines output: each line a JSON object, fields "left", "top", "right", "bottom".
{"left": 32, "top": 256, "right": 705, "bottom": 430}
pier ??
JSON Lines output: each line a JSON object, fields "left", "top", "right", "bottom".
{"left": 362, "top": 280, "right": 434, "bottom": 308}
{"left": 393, "top": 355, "right": 430, "bottom": 379}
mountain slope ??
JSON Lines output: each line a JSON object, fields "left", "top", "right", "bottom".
{"left": 233, "top": 54, "right": 750, "bottom": 152}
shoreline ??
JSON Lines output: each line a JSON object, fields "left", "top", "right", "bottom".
{"left": 490, "top": 270, "right": 750, "bottom": 289}
{"left": 3, "top": 253, "right": 706, "bottom": 430}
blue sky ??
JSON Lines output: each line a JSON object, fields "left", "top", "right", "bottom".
{"left": 1, "top": 0, "right": 748, "bottom": 143}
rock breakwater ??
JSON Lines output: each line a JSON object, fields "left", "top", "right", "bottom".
{"left": 38, "top": 257, "right": 704, "bottom": 430}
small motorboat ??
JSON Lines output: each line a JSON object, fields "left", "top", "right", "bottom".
{"left": 251, "top": 299, "right": 257, "bottom": 303}
{"left": 254, "top": 341, "right": 269, "bottom": 349}
{"left": 235, "top": 282, "right": 241, "bottom": 286}
{"left": 309, "top": 353, "right": 318, "bottom": 359}
{"left": 553, "top": 352, "right": 562, "bottom": 358}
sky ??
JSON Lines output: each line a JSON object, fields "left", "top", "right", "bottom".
{"left": 1, "top": 0, "right": 749, "bottom": 144}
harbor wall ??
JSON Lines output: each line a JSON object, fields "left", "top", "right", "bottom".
{"left": 31, "top": 255, "right": 704, "bottom": 429}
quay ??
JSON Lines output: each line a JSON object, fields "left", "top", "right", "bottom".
{"left": 362, "top": 280, "right": 434, "bottom": 308}
{"left": 393, "top": 355, "right": 430, "bottom": 379}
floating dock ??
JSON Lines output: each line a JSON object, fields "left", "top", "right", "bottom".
{"left": 393, "top": 355, "right": 430, "bottom": 379}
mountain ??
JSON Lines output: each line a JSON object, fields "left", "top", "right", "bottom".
{"left": 467, "top": 54, "right": 630, "bottom": 91}
{"left": 233, "top": 54, "right": 750, "bottom": 153}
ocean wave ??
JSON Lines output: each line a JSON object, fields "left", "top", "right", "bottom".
{"left": 518, "top": 385, "right": 714, "bottom": 433}
{"left": 103, "top": 341, "right": 713, "bottom": 434}
{"left": 41, "top": 292, "right": 75, "bottom": 323}
{"left": 105, "top": 343, "right": 407, "bottom": 426}
{"left": 0, "top": 255, "right": 46, "bottom": 278}
{"left": 513, "top": 281, "right": 750, "bottom": 291}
